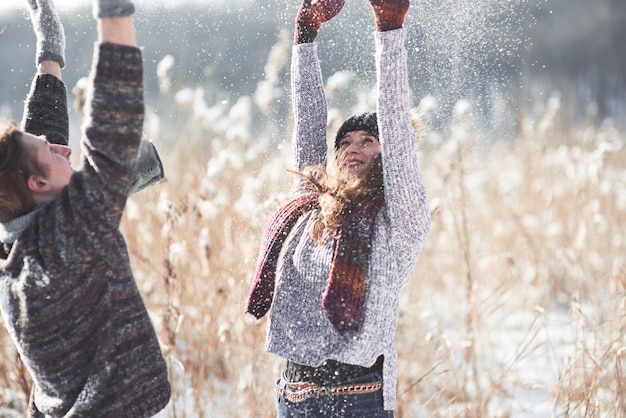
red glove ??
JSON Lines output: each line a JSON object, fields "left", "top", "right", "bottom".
{"left": 369, "top": 0, "right": 409, "bottom": 32}
{"left": 295, "top": 0, "right": 346, "bottom": 44}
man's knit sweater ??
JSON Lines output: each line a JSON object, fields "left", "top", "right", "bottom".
{"left": 0, "top": 67, "right": 164, "bottom": 247}
{"left": 0, "top": 43, "right": 170, "bottom": 417}
{"left": 265, "top": 29, "right": 431, "bottom": 411}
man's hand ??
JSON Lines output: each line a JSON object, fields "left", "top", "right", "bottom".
{"left": 93, "top": 0, "right": 135, "bottom": 19}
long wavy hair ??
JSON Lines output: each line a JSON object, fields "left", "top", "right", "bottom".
{"left": 295, "top": 111, "right": 422, "bottom": 245}
{"left": 296, "top": 153, "right": 384, "bottom": 245}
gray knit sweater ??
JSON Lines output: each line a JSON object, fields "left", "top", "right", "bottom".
{"left": 265, "top": 29, "right": 431, "bottom": 411}
{"left": 0, "top": 43, "right": 170, "bottom": 417}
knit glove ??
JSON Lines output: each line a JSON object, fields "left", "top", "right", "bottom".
{"left": 295, "top": 0, "right": 345, "bottom": 44}
{"left": 368, "top": 0, "right": 409, "bottom": 32}
{"left": 27, "top": 0, "right": 65, "bottom": 68}
{"left": 128, "top": 135, "right": 165, "bottom": 195}
{"left": 93, "top": 0, "right": 135, "bottom": 19}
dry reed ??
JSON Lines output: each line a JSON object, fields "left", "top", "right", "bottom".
{"left": 1, "top": 46, "right": 625, "bottom": 418}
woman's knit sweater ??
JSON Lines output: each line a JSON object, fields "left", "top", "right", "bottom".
{"left": 0, "top": 43, "right": 170, "bottom": 417}
{"left": 265, "top": 29, "right": 431, "bottom": 411}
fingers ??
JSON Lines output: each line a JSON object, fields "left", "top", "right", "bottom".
{"left": 295, "top": 0, "right": 346, "bottom": 43}
{"left": 28, "top": 0, "right": 55, "bottom": 11}
{"left": 28, "top": 0, "right": 58, "bottom": 17}
{"left": 369, "top": 0, "right": 409, "bottom": 31}
{"left": 40, "top": 0, "right": 56, "bottom": 13}
{"left": 299, "top": 0, "right": 345, "bottom": 24}
{"left": 26, "top": 0, "right": 65, "bottom": 67}
{"left": 321, "top": 0, "right": 345, "bottom": 22}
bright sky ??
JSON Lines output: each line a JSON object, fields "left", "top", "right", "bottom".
{"left": 1, "top": 1, "right": 83, "bottom": 13}
{"left": 0, "top": 0, "right": 230, "bottom": 14}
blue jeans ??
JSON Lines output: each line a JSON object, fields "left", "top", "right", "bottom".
{"left": 276, "top": 371, "right": 394, "bottom": 418}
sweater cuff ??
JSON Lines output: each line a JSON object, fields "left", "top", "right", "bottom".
{"left": 31, "top": 73, "right": 67, "bottom": 98}
{"left": 293, "top": 41, "right": 317, "bottom": 59}
{"left": 21, "top": 74, "right": 69, "bottom": 146}
{"left": 374, "top": 27, "right": 405, "bottom": 51}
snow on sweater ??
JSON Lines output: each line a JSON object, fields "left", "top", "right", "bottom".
{"left": 0, "top": 43, "right": 170, "bottom": 417}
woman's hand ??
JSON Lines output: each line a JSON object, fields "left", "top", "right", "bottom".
{"left": 368, "top": 0, "right": 409, "bottom": 32}
{"left": 295, "top": 0, "right": 346, "bottom": 44}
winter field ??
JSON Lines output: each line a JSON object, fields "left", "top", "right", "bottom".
{"left": 1, "top": 33, "right": 626, "bottom": 418}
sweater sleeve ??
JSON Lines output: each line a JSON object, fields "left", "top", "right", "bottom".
{"left": 79, "top": 42, "right": 144, "bottom": 223}
{"left": 0, "top": 44, "right": 170, "bottom": 418}
{"left": 21, "top": 74, "right": 69, "bottom": 146}
{"left": 19, "top": 69, "right": 159, "bottom": 197}
{"left": 376, "top": 29, "right": 432, "bottom": 283}
{"left": 291, "top": 42, "right": 328, "bottom": 188}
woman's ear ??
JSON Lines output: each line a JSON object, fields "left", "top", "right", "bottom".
{"left": 27, "top": 174, "right": 50, "bottom": 194}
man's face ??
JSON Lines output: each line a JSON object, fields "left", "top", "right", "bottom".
{"left": 336, "top": 130, "right": 381, "bottom": 176}
{"left": 21, "top": 132, "right": 73, "bottom": 198}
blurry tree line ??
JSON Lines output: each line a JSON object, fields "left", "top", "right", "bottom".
{"left": 525, "top": 0, "right": 626, "bottom": 122}
{"left": 0, "top": 0, "right": 623, "bottom": 139}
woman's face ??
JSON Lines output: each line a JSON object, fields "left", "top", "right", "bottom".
{"left": 336, "top": 130, "right": 381, "bottom": 176}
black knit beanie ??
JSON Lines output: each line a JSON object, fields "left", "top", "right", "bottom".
{"left": 334, "top": 112, "right": 379, "bottom": 150}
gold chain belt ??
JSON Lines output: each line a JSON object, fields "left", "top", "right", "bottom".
{"left": 276, "top": 380, "right": 382, "bottom": 404}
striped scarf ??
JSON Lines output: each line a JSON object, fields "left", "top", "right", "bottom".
{"left": 246, "top": 192, "right": 382, "bottom": 334}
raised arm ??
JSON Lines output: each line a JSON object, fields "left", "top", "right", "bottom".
{"left": 76, "top": 0, "right": 144, "bottom": 224}
{"left": 97, "top": 17, "right": 136, "bottom": 47}
{"left": 371, "top": 0, "right": 432, "bottom": 280}
{"left": 97, "top": 1, "right": 165, "bottom": 196}
{"left": 291, "top": 0, "right": 345, "bottom": 185}
{"left": 21, "top": 0, "right": 69, "bottom": 145}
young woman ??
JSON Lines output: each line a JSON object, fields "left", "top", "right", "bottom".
{"left": 246, "top": 0, "right": 431, "bottom": 416}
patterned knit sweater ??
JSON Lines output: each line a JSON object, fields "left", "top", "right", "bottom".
{"left": 0, "top": 71, "right": 165, "bottom": 246}
{"left": 265, "top": 29, "right": 431, "bottom": 411}
{"left": 0, "top": 43, "right": 170, "bottom": 417}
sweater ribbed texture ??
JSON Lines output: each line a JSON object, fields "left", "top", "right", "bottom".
{"left": 265, "top": 29, "right": 431, "bottom": 411}
{"left": 21, "top": 73, "right": 70, "bottom": 146}
{"left": 0, "top": 42, "right": 170, "bottom": 417}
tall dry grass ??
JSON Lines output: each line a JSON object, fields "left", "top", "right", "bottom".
{"left": 1, "top": 37, "right": 625, "bottom": 417}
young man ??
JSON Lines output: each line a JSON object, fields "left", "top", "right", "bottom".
{"left": 0, "top": 0, "right": 171, "bottom": 416}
